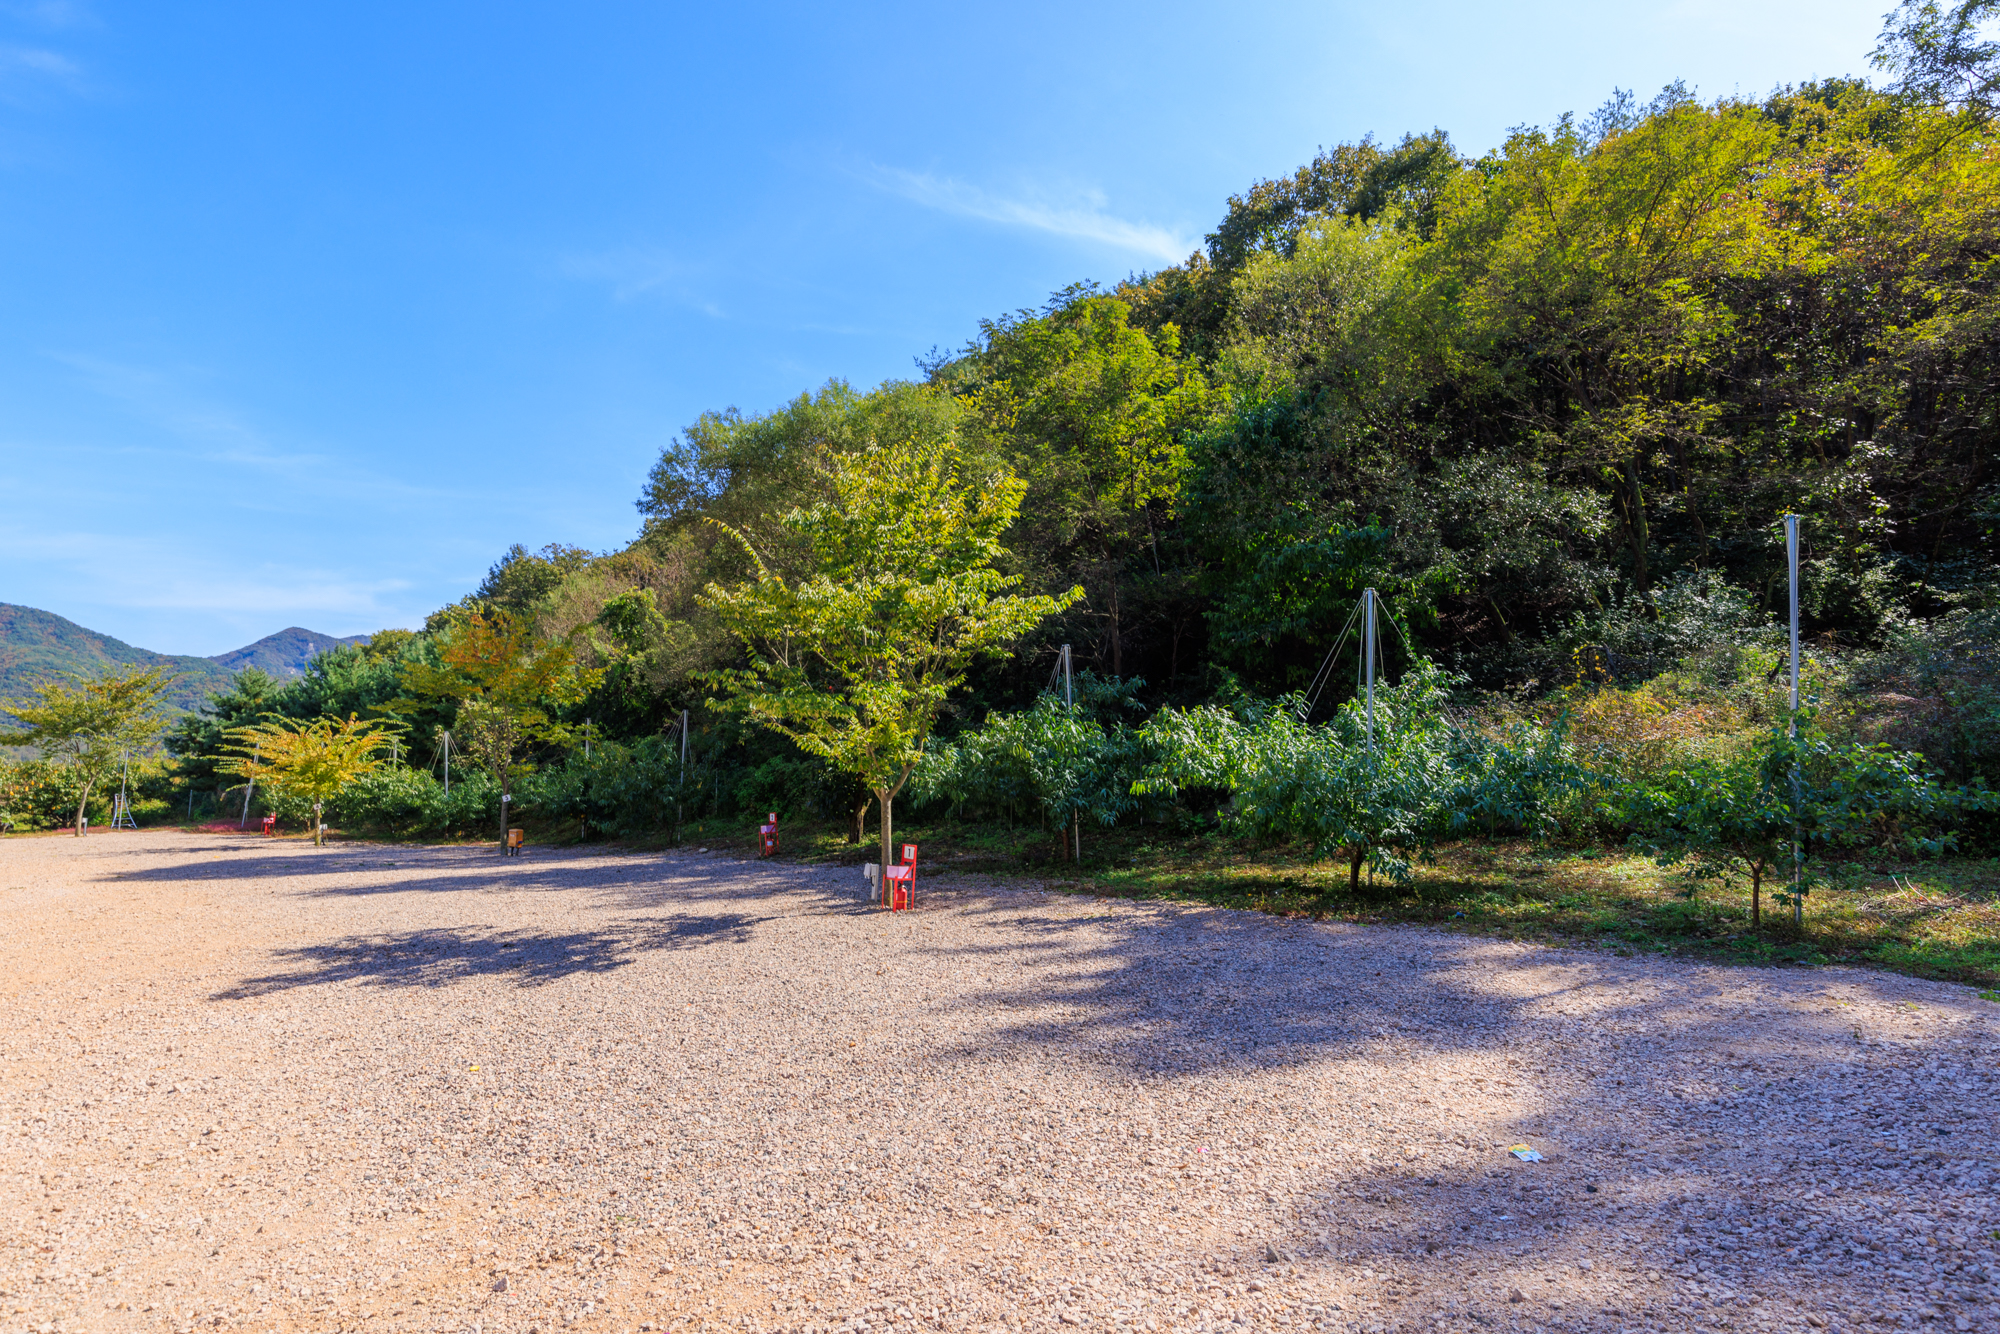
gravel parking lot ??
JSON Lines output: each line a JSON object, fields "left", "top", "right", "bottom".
{"left": 1, "top": 829, "right": 1996, "bottom": 1334}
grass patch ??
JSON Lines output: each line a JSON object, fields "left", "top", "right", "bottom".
{"left": 532, "top": 810, "right": 2000, "bottom": 988}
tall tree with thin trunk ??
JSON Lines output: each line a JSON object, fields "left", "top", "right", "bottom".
{"left": 701, "top": 394, "right": 1080, "bottom": 880}
{"left": 2, "top": 666, "right": 175, "bottom": 836}
{"left": 390, "top": 609, "right": 598, "bottom": 848}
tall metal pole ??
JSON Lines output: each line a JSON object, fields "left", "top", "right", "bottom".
{"left": 1064, "top": 644, "right": 1079, "bottom": 864}
{"left": 1786, "top": 516, "right": 1801, "bottom": 717}
{"left": 1362, "top": 588, "right": 1378, "bottom": 749}
{"left": 678, "top": 709, "right": 689, "bottom": 834}
{"left": 1786, "top": 514, "right": 1803, "bottom": 925}
{"left": 442, "top": 731, "right": 450, "bottom": 796}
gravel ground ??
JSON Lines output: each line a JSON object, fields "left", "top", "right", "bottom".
{"left": 2, "top": 830, "right": 1997, "bottom": 1334}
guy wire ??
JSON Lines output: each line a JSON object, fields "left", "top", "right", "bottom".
{"left": 1302, "top": 600, "right": 1365, "bottom": 721}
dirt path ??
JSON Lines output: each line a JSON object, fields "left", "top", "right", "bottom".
{"left": 1, "top": 829, "right": 1994, "bottom": 1334}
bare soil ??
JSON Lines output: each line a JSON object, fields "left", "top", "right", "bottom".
{"left": 2, "top": 829, "right": 1996, "bottom": 1334}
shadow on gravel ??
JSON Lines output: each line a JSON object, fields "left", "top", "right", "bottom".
{"left": 918, "top": 893, "right": 1974, "bottom": 1327}
{"left": 109, "top": 843, "right": 866, "bottom": 909}
{"left": 211, "top": 911, "right": 772, "bottom": 998}
{"left": 930, "top": 898, "right": 1534, "bottom": 1074}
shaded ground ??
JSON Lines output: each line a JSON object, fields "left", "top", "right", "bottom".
{"left": 1, "top": 829, "right": 1996, "bottom": 1334}
{"left": 734, "top": 816, "right": 2000, "bottom": 987}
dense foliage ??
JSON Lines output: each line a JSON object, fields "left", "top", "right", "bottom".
{"left": 97, "top": 21, "right": 2000, "bottom": 923}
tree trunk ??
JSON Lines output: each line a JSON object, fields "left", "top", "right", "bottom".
{"left": 1108, "top": 575, "right": 1122, "bottom": 678}
{"left": 876, "top": 788, "right": 894, "bottom": 896}
{"left": 1623, "top": 457, "right": 1651, "bottom": 593}
{"left": 314, "top": 801, "right": 324, "bottom": 847}
{"left": 1751, "top": 863, "right": 1762, "bottom": 927}
{"left": 849, "top": 795, "right": 870, "bottom": 845}
{"left": 1349, "top": 845, "right": 1364, "bottom": 896}
{"left": 74, "top": 779, "right": 94, "bottom": 837}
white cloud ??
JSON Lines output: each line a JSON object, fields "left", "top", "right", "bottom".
{"left": 0, "top": 42, "right": 78, "bottom": 90}
{"left": 557, "top": 248, "right": 720, "bottom": 311}
{"left": 0, "top": 525, "right": 415, "bottom": 637}
{"left": 47, "top": 352, "right": 469, "bottom": 507}
{"left": 865, "top": 166, "right": 1193, "bottom": 263}
{"left": 0, "top": 1, "right": 98, "bottom": 29}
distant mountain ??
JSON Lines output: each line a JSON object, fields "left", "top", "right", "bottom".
{"left": 0, "top": 604, "right": 236, "bottom": 713}
{"left": 210, "top": 626, "right": 370, "bottom": 678}
{"left": 0, "top": 604, "right": 369, "bottom": 715}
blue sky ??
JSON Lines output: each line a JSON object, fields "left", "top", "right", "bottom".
{"left": 0, "top": 0, "right": 1887, "bottom": 656}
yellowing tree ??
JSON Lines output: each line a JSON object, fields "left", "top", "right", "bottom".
{"left": 2, "top": 665, "right": 176, "bottom": 836}
{"left": 392, "top": 609, "right": 599, "bottom": 847}
{"left": 701, "top": 396, "right": 1081, "bottom": 876}
{"left": 220, "top": 714, "right": 401, "bottom": 845}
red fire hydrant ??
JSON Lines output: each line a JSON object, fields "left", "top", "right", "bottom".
{"left": 759, "top": 813, "right": 779, "bottom": 857}
{"left": 260, "top": 814, "right": 277, "bottom": 836}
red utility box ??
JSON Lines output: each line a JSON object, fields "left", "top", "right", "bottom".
{"left": 260, "top": 814, "right": 277, "bottom": 836}
{"left": 883, "top": 843, "right": 918, "bottom": 910}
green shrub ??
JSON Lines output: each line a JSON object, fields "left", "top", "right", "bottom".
{"left": 0, "top": 759, "right": 98, "bottom": 830}
{"left": 328, "top": 766, "right": 500, "bottom": 838}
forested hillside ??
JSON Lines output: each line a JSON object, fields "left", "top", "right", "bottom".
{"left": 208, "top": 627, "right": 372, "bottom": 678}
{"left": 0, "top": 604, "right": 236, "bottom": 713}
{"left": 28, "top": 18, "right": 2000, "bottom": 977}
{"left": 583, "top": 75, "right": 2000, "bottom": 735}
{"left": 117, "top": 66, "right": 1983, "bottom": 795}
{"left": 0, "top": 606, "right": 371, "bottom": 715}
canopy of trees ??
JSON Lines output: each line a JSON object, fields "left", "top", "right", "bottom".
{"left": 123, "top": 23, "right": 2000, "bottom": 884}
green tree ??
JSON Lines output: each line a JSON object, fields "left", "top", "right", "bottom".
{"left": 1138, "top": 663, "right": 1473, "bottom": 896}
{"left": 1876, "top": 0, "right": 2000, "bottom": 145}
{"left": 961, "top": 292, "right": 1216, "bottom": 676}
{"left": 1629, "top": 713, "right": 1991, "bottom": 924}
{"left": 163, "top": 667, "right": 282, "bottom": 812}
{"left": 393, "top": 609, "right": 599, "bottom": 847}
{"left": 2, "top": 665, "right": 176, "bottom": 836}
{"left": 701, "top": 392, "right": 1081, "bottom": 877}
